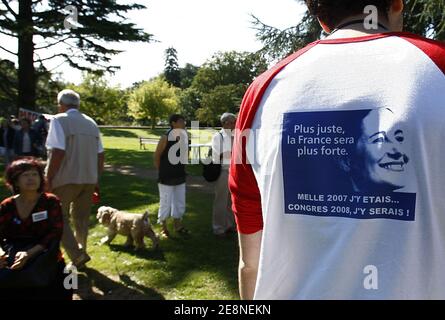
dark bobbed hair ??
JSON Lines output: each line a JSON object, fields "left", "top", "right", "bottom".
{"left": 5, "top": 157, "right": 46, "bottom": 194}
{"left": 169, "top": 114, "right": 185, "bottom": 126}
{"left": 305, "top": 0, "right": 393, "bottom": 30}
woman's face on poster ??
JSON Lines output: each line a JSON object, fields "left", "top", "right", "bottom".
{"left": 353, "top": 108, "right": 409, "bottom": 192}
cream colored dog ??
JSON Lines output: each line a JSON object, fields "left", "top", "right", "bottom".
{"left": 96, "top": 206, "right": 159, "bottom": 250}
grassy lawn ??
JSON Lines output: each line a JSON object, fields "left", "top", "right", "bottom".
{"left": 101, "top": 127, "right": 217, "bottom": 177}
{"left": 0, "top": 129, "right": 240, "bottom": 299}
{"left": 86, "top": 171, "right": 239, "bottom": 299}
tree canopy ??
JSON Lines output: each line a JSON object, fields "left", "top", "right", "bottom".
{"left": 0, "top": 0, "right": 153, "bottom": 112}
{"left": 164, "top": 47, "right": 181, "bottom": 87}
{"left": 252, "top": 0, "right": 445, "bottom": 62}
{"left": 70, "top": 73, "right": 129, "bottom": 125}
{"left": 188, "top": 51, "right": 268, "bottom": 125}
{"left": 128, "top": 78, "right": 179, "bottom": 128}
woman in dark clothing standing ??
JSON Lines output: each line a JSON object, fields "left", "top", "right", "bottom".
{"left": 154, "top": 114, "right": 189, "bottom": 238}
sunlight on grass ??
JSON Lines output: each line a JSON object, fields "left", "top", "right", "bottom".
{"left": 100, "top": 128, "right": 217, "bottom": 175}
{"left": 87, "top": 171, "right": 239, "bottom": 300}
{"left": 0, "top": 130, "right": 239, "bottom": 300}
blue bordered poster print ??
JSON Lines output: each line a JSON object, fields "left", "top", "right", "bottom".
{"left": 281, "top": 109, "right": 416, "bottom": 221}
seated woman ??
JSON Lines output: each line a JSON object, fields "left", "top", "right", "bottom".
{"left": 0, "top": 157, "right": 72, "bottom": 300}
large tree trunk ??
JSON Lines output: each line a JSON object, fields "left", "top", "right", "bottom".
{"left": 17, "top": 0, "right": 35, "bottom": 113}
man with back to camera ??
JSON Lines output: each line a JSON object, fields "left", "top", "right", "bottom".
{"left": 45, "top": 89, "right": 105, "bottom": 269}
{"left": 230, "top": 0, "right": 445, "bottom": 299}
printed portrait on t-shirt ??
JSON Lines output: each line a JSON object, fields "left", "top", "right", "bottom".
{"left": 281, "top": 108, "right": 417, "bottom": 221}
{"left": 337, "top": 108, "right": 410, "bottom": 193}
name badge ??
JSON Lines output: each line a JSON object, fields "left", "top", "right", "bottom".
{"left": 32, "top": 211, "right": 48, "bottom": 223}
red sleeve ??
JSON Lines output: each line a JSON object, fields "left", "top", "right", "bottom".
{"left": 38, "top": 194, "right": 64, "bottom": 249}
{"left": 229, "top": 42, "right": 319, "bottom": 234}
{"left": 399, "top": 33, "right": 445, "bottom": 75}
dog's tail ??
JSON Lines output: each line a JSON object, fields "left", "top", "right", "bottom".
{"left": 142, "top": 210, "right": 150, "bottom": 226}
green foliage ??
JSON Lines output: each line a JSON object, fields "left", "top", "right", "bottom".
{"left": 128, "top": 78, "right": 179, "bottom": 128}
{"left": 253, "top": 0, "right": 445, "bottom": 62}
{"left": 404, "top": 0, "right": 445, "bottom": 39}
{"left": 0, "top": 59, "right": 64, "bottom": 117}
{"left": 179, "top": 87, "right": 201, "bottom": 122}
{"left": 192, "top": 51, "right": 268, "bottom": 93}
{"left": 0, "top": 59, "right": 17, "bottom": 117}
{"left": 164, "top": 47, "right": 181, "bottom": 87}
{"left": 35, "top": 66, "right": 65, "bottom": 115}
{"left": 179, "top": 63, "right": 199, "bottom": 89}
{"left": 189, "top": 51, "right": 267, "bottom": 124}
{"left": 70, "top": 73, "right": 129, "bottom": 125}
{"left": 251, "top": 12, "right": 322, "bottom": 63}
{"left": 0, "top": 0, "right": 153, "bottom": 110}
{"left": 196, "top": 84, "right": 245, "bottom": 126}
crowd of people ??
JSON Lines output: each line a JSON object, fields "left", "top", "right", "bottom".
{"left": 0, "top": 88, "right": 237, "bottom": 300}
{"left": 0, "top": 115, "right": 49, "bottom": 163}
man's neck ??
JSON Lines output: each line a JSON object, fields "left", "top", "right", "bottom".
{"left": 326, "top": 15, "right": 391, "bottom": 40}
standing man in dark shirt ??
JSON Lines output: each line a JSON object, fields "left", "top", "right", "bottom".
{"left": 154, "top": 114, "right": 189, "bottom": 237}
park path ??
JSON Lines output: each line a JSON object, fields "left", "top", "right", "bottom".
{"left": 103, "top": 164, "right": 215, "bottom": 194}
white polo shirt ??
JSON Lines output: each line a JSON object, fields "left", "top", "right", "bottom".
{"left": 46, "top": 108, "right": 104, "bottom": 153}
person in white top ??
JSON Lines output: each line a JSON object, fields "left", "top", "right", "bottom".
{"left": 230, "top": 0, "right": 445, "bottom": 299}
{"left": 211, "top": 113, "right": 236, "bottom": 236}
{"left": 45, "top": 89, "right": 104, "bottom": 269}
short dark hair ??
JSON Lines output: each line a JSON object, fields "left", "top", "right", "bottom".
{"left": 5, "top": 157, "right": 46, "bottom": 194}
{"left": 169, "top": 114, "right": 185, "bottom": 126}
{"left": 306, "top": 0, "right": 393, "bottom": 30}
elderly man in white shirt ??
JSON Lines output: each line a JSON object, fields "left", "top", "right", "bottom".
{"left": 211, "top": 113, "right": 237, "bottom": 237}
{"left": 45, "top": 89, "right": 104, "bottom": 269}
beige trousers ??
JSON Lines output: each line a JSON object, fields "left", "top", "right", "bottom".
{"left": 212, "top": 169, "right": 235, "bottom": 235}
{"left": 53, "top": 184, "right": 95, "bottom": 262}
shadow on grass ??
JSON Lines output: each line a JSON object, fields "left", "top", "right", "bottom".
{"left": 108, "top": 243, "right": 166, "bottom": 261}
{"left": 101, "top": 128, "right": 168, "bottom": 139}
{"left": 76, "top": 268, "right": 165, "bottom": 300}
{"left": 152, "top": 190, "right": 239, "bottom": 298}
{"left": 89, "top": 170, "right": 238, "bottom": 298}
{"left": 101, "top": 129, "right": 139, "bottom": 138}
{"left": 105, "top": 148, "right": 205, "bottom": 177}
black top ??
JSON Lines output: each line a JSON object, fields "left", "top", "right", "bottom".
{"left": 158, "top": 129, "right": 187, "bottom": 185}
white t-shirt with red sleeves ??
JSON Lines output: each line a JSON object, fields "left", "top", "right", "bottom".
{"left": 229, "top": 32, "right": 445, "bottom": 299}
